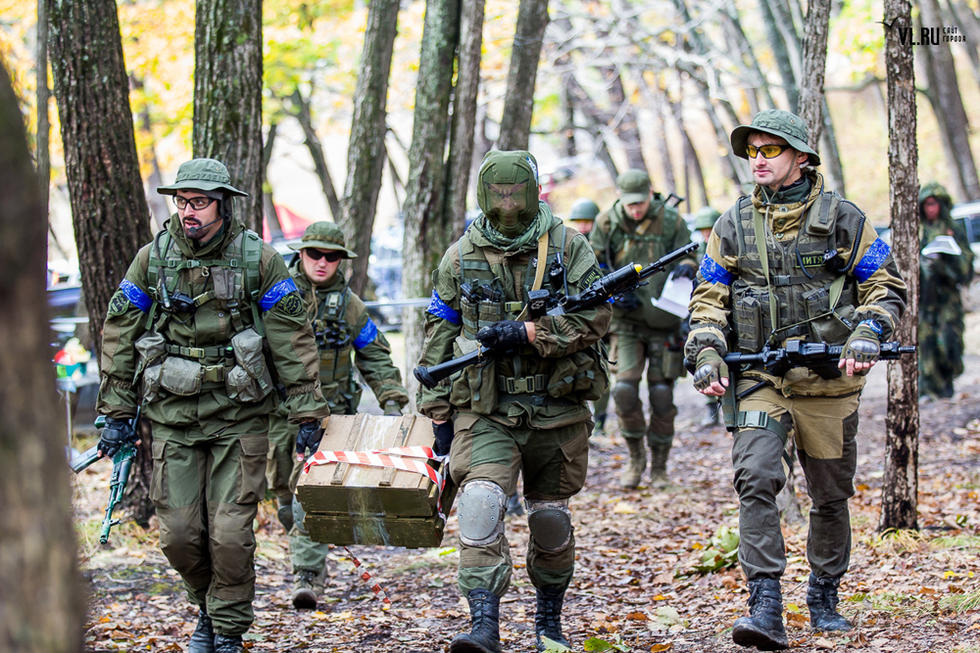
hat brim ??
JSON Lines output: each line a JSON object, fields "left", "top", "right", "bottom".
{"left": 620, "top": 192, "right": 651, "bottom": 205}
{"left": 287, "top": 239, "right": 358, "bottom": 259}
{"left": 157, "top": 180, "right": 249, "bottom": 197}
{"left": 730, "top": 125, "right": 820, "bottom": 167}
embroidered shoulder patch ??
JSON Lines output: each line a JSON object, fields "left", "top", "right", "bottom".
{"left": 107, "top": 290, "right": 130, "bottom": 316}
{"left": 277, "top": 292, "right": 305, "bottom": 317}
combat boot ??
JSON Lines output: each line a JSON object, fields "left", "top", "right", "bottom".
{"left": 648, "top": 442, "right": 671, "bottom": 488}
{"left": 291, "top": 569, "right": 319, "bottom": 610}
{"left": 276, "top": 494, "right": 294, "bottom": 532}
{"left": 187, "top": 609, "right": 214, "bottom": 653}
{"left": 449, "top": 588, "right": 501, "bottom": 653}
{"left": 534, "top": 585, "right": 570, "bottom": 652}
{"left": 592, "top": 413, "right": 607, "bottom": 436}
{"left": 806, "top": 574, "right": 852, "bottom": 631}
{"left": 212, "top": 634, "right": 244, "bottom": 653}
{"left": 700, "top": 401, "right": 720, "bottom": 427}
{"left": 732, "top": 578, "right": 788, "bottom": 650}
{"left": 619, "top": 437, "right": 646, "bottom": 489}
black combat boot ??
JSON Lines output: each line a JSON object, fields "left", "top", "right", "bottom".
{"left": 449, "top": 588, "right": 501, "bottom": 653}
{"left": 276, "top": 494, "right": 294, "bottom": 532}
{"left": 212, "top": 634, "right": 244, "bottom": 653}
{"left": 187, "top": 609, "right": 215, "bottom": 653}
{"left": 535, "top": 585, "right": 570, "bottom": 652}
{"left": 806, "top": 574, "right": 852, "bottom": 631}
{"left": 732, "top": 578, "right": 788, "bottom": 650}
{"left": 592, "top": 413, "right": 607, "bottom": 436}
{"left": 291, "top": 569, "right": 319, "bottom": 610}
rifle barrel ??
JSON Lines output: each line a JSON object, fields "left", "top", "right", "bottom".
{"left": 414, "top": 348, "right": 483, "bottom": 389}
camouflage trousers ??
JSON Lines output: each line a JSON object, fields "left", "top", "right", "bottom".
{"left": 918, "top": 308, "right": 966, "bottom": 399}
{"left": 609, "top": 328, "right": 680, "bottom": 446}
{"left": 448, "top": 412, "right": 590, "bottom": 598}
{"left": 150, "top": 416, "right": 268, "bottom": 636}
{"left": 732, "top": 382, "right": 859, "bottom": 581}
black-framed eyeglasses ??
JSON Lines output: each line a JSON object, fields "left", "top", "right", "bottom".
{"left": 304, "top": 249, "right": 343, "bottom": 262}
{"left": 745, "top": 143, "right": 790, "bottom": 159}
{"left": 173, "top": 195, "right": 218, "bottom": 211}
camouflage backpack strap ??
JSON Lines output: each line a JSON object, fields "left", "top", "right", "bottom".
{"left": 144, "top": 229, "right": 175, "bottom": 330}
{"left": 241, "top": 230, "right": 265, "bottom": 336}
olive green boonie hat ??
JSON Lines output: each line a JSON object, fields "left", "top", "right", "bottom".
{"left": 288, "top": 221, "right": 358, "bottom": 258}
{"left": 156, "top": 158, "right": 248, "bottom": 197}
{"left": 730, "top": 109, "right": 820, "bottom": 166}
{"left": 693, "top": 206, "right": 721, "bottom": 230}
{"left": 616, "top": 169, "right": 652, "bottom": 205}
{"left": 569, "top": 198, "right": 600, "bottom": 221}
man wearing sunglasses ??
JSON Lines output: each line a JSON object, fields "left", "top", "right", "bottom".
{"left": 96, "top": 158, "right": 328, "bottom": 653}
{"left": 267, "top": 221, "right": 409, "bottom": 610}
{"left": 684, "top": 110, "right": 907, "bottom": 650}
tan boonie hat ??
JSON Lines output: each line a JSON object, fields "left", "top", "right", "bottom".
{"left": 288, "top": 221, "right": 358, "bottom": 258}
{"left": 616, "top": 169, "right": 652, "bottom": 205}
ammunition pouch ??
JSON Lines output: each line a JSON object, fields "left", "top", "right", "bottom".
{"left": 732, "top": 287, "right": 768, "bottom": 352}
{"left": 449, "top": 335, "right": 498, "bottom": 414}
{"left": 225, "top": 327, "right": 274, "bottom": 403}
{"left": 159, "top": 356, "right": 203, "bottom": 396}
{"left": 134, "top": 331, "right": 167, "bottom": 402}
{"left": 546, "top": 347, "right": 608, "bottom": 401}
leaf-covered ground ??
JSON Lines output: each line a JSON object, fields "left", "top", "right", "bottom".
{"left": 77, "top": 298, "right": 980, "bottom": 652}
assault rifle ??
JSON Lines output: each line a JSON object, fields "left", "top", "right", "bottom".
{"left": 70, "top": 409, "right": 140, "bottom": 544}
{"left": 414, "top": 242, "right": 698, "bottom": 389}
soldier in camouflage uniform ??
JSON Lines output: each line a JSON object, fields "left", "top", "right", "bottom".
{"left": 685, "top": 111, "right": 907, "bottom": 650}
{"left": 693, "top": 206, "right": 723, "bottom": 427}
{"left": 265, "top": 221, "right": 409, "bottom": 609}
{"left": 918, "top": 182, "right": 974, "bottom": 399}
{"left": 417, "top": 150, "right": 611, "bottom": 653}
{"left": 590, "top": 170, "right": 697, "bottom": 489}
{"left": 96, "top": 159, "right": 329, "bottom": 653}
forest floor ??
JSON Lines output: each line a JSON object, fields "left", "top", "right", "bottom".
{"left": 75, "top": 288, "right": 980, "bottom": 653}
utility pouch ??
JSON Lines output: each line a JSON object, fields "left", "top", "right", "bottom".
{"left": 134, "top": 331, "right": 167, "bottom": 401}
{"left": 210, "top": 266, "right": 238, "bottom": 301}
{"left": 449, "top": 335, "right": 497, "bottom": 414}
{"left": 159, "top": 356, "right": 202, "bottom": 396}
{"left": 546, "top": 348, "right": 607, "bottom": 401}
{"left": 802, "top": 286, "right": 854, "bottom": 345}
{"left": 733, "top": 294, "right": 765, "bottom": 353}
{"left": 477, "top": 299, "right": 503, "bottom": 331}
{"left": 226, "top": 327, "right": 273, "bottom": 403}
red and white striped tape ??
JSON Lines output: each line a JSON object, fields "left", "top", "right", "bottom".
{"left": 303, "top": 446, "right": 449, "bottom": 520}
{"left": 343, "top": 546, "right": 391, "bottom": 606}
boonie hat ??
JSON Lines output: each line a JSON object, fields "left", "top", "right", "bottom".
{"left": 288, "top": 221, "right": 358, "bottom": 258}
{"left": 730, "top": 109, "right": 820, "bottom": 166}
{"left": 157, "top": 158, "right": 248, "bottom": 197}
{"left": 616, "top": 169, "right": 651, "bottom": 205}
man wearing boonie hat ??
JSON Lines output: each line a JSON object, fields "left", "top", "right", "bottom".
{"left": 96, "top": 158, "right": 328, "bottom": 653}
{"left": 590, "top": 169, "right": 697, "bottom": 490}
{"left": 268, "top": 221, "right": 409, "bottom": 610}
{"left": 685, "top": 110, "right": 907, "bottom": 650}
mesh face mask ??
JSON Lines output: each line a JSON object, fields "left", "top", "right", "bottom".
{"left": 485, "top": 181, "right": 530, "bottom": 235}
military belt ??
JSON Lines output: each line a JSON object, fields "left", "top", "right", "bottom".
{"left": 497, "top": 374, "right": 547, "bottom": 394}
{"left": 201, "top": 365, "right": 226, "bottom": 383}
{"left": 165, "top": 344, "right": 233, "bottom": 361}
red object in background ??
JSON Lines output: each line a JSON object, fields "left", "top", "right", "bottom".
{"left": 263, "top": 205, "right": 316, "bottom": 242}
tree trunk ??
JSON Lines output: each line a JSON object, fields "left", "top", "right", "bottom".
{"left": 497, "top": 0, "right": 549, "bottom": 150}
{"left": 635, "top": 74, "right": 673, "bottom": 191}
{"left": 47, "top": 0, "right": 152, "bottom": 362}
{"left": 401, "top": 0, "right": 460, "bottom": 404}
{"left": 290, "top": 89, "right": 343, "bottom": 223}
{"left": 341, "top": 0, "right": 400, "bottom": 295}
{"left": 919, "top": 0, "right": 980, "bottom": 199}
{"left": 131, "top": 76, "right": 171, "bottom": 230}
{"left": 600, "top": 65, "right": 647, "bottom": 172}
{"left": 0, "top": 55, "right": 85, "bottom": 653}
{"left": 798, "top": 0, "right": 830, "bottom": 146}
{"left": 35, "top": 0, "right": 50, "bottom": 223}
{"left": 262, "top": 122, "right": 283, "bottom": 240}
{"left": 880, "top": 0, "right": 919, "bottom": 532}
{"left": 721, "top": 2, "right": 777, "bottom": 110}
{"left": 666, "top": 93, "right": 708, "bottom": 207}
{"left": 818, "top": 98, "right": 846, "bottom": 195}
{"left": 758, "top": 0, "right": 799, "bottom": 109}
{"left": 943, "top": 0, "right": 980, "bottom": 92}
{"left": 193, "top": 0, "right": 263, "bottom": 233}
{"left": 445, "top": 0, "right": 485, "bottom": 241}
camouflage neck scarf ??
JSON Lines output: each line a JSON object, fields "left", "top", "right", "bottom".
{"left": 474, "top": 201, "right": 558, "bottom": 252}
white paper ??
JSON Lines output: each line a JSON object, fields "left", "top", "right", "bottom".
{"left": 921, "top": 235, "right": 962, "bottom": 257}
{"left": 651, "top": 272, "right": 693, "bottom": 319}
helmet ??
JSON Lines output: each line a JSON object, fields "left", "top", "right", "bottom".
{"left": 616, "top": 169, "right": 651, "bottom": 205}
{"left": 156, "top": 158, "right": 248, "bottom": 197}
{"left": 569, "top": 198, "right": 600, "bottom": 221}
{"left": 693, "top": 206, "right": 721, "bottom": 230}
{"left": 288, "top": 221, "right": 358, "bottom": 258}
{"left": 476, "top": 150, "right": 540, "bottom": 237}
{"left": 730, "top": 110, "right": 820, "bottom": 166}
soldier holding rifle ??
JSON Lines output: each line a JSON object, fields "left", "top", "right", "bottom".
{"left": 684, "top": 110, "right": 907, "bottom": 650}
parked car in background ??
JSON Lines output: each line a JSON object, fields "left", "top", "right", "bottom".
{"left": 951, "top": 200, "right": 980, "bottom": 274}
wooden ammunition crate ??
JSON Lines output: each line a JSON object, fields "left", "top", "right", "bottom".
{"left": 296, "top": 414, "right": 457, "bottom": 548}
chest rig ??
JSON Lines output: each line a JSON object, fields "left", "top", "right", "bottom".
{"left": 604, "top": 200, "right": 678, "bottom": 269}
{"left": 730, "top": 191, "right": 864, "bottom": 353}
{"left": 311, "top": 285, "right": 355, "bottom": 386}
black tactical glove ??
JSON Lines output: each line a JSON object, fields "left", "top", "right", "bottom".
{"left": 476, "top": 320, "right": 528, "bottom": 349}
{"left": 616, "top": 291, "right": 642, "bottom": 312}
{"left": 295, "top": 421, "right": 324, "bottom": 456}
{"left": 432, "top": 420, "right": 455, "bottom": 457}
{"left": 673, "top": 263, "right": 697, "bottom": 280}
{"left": 97, "top": 416, "right": 137, "bottom": 458}
{"left": 840, "top": 320, "right": 881, "bottom": 367}
{"left": 383, "top": 400, "right": 403, "bottom": 416}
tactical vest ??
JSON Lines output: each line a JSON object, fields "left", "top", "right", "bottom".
{"left": 730, "top": 192, "right": 863, "bottom": 354}
{"left": 136, "top": 228, "right": 274, "bottom": 403}
{"left": 309, "top": 285, "right": 360, "bottom": 413}
{"left": 450, "top": 222, "right": 607, "bottom": 412}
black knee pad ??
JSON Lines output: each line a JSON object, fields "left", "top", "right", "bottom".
{"left": 527, "top": 499, "right": 572, "bottom": 552}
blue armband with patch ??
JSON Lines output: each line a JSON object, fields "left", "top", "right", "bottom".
{"left": 118, "top": 279, "right": 152, "bottom": 313}
{"left": 699, "top": 255, "right": 734, "bottom": 286}
{"left": 426, "top": 290, "right": 461, "bottom": 325}
{"left": 353, "top": 318, "right": 379, "bottom": 350}
{"left": 852, "top": 238, "right": 890, "bottom": 283}
{"left": 259, "top": 278, "right": 299, "bottom": 312}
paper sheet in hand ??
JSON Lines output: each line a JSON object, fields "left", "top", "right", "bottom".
{"left": 651, "top": 273, "right": 693, "bottom": 319}
{"left": 921, "top": 235, "right": 962, "bottom": 257}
